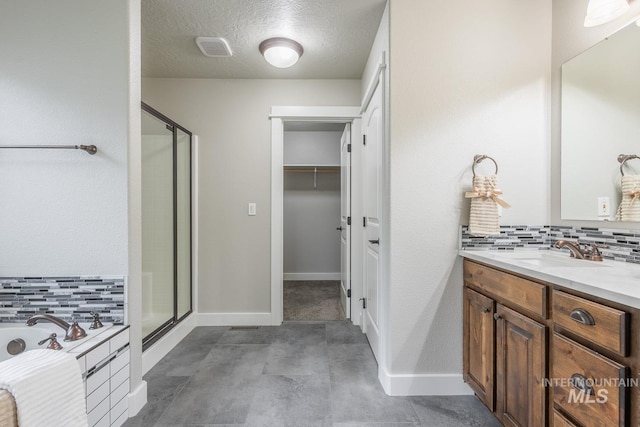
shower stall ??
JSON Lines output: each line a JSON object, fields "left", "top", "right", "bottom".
{"left": 141, "top": 102, "right": 192, "bottom": 350}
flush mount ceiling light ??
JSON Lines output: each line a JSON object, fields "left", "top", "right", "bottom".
{"left": 584, "top": 0, "right": 630, "bottom": 27}
{"left": 259, "top": 38, "right": 303, "bottom": 68}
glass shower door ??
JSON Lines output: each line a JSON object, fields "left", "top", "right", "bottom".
{"left": 141, "top": 103, "right": 193, "bottom": 348}
{"left": 141, "top": 109, "right": 175, "bottom": 339}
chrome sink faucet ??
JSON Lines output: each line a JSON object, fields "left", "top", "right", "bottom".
{"left": 26, "top": 314, "right": 87, "bottom": 341}
{"left": 554, "top": 240, "right": 604, "bottom": 262}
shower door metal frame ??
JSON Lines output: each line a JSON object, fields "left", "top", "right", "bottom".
{"left": 141, "top": 101, "right": 193, "bottom": 351}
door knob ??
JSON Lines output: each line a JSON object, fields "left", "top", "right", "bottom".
{"left": 336, "top": 227, "right": 343, "bottom": 231}
{"left": 368, "top": 239, "right": 380, "bottom": 245}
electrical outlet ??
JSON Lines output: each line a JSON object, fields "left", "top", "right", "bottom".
{"left": 597, "top": 197, "right": 610, "bottom": 218}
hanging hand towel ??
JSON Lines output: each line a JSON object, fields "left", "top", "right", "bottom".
{"left": 616, "top": 175, "right": 640, "bottom": 222}
{"left": 465, "top": 175, "right": 510, "bottom": 237}
{"left": 0, "top": 349, "right": 88, "bottom": 427}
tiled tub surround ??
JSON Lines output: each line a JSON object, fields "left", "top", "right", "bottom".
{"left": 0, "top": 276, "right": 125, "bottom": 324}
{"left": 0, "top": 324, "right": 130, "bottom": 427}
{"left": 74, "top": 325, "right": 130, "bottom": 427}
{"left": 461, "top": 225, "right": 640, "bottom": 264}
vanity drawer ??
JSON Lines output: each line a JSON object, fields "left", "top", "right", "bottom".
{"left": 552, "top": 334, "right": 628, "bottom": 427}
{"left": 463, "top": 260, "right": 548, "bottom": 318}
{"left": 553, "top": 410, "right": 578, "bottom": 427}
{"left": 553, "top": 290, "right": 629, "bottom": 356}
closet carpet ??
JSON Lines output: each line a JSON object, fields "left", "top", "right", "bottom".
{"left": 284, "top": 280, "right": 345, "bottom": 321}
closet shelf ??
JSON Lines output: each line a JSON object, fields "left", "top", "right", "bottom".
{"left": 284, "top": 165, "right": 340, "bottom": 174}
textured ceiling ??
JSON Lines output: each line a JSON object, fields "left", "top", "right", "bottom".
{"left": 142, "top": 0, "right": 387, "bottom": 79}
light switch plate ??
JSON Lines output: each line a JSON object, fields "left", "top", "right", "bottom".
{"left": 248, "top": 203, "right": 256, "bottom": 216}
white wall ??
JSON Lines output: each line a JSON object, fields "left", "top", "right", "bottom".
{"left": 0, "top": 0, "right": 146, "bottom": 413}
{"left": 0, "top": 1, "right": 130, "bottom": 276}
{"left": 284, "top": 131, "right": 342, "bottom": 165}
{"left": 283, "top": 131, "right": 342, "bottom": 279}
{"left": 387, "top": 0, "right": 551, "bottom": 389}
{"left": 142, "top": 78, "right": 361, "bottom": 315}
{"left": 551, "top": 0, "right": 640, "bottom": 227}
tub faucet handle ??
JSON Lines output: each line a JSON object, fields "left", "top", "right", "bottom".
{"left": 89, "top": 312, "right": 103, "bottom": 330}
{"left": 38, "top": 333, "right": 63, "bottom": 350}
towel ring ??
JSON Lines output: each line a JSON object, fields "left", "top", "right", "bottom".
{"left": 472, "top": 154, "right": 499, "bottom": 178}
{"left": 618, "top": 154, "right": 639, "bottom": 176}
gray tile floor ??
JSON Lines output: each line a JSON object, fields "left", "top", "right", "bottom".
{"left": 124, "top": 321, "right": 501, "bottom": 427}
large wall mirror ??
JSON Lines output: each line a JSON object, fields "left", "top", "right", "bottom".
{"left": 561, "top": 22, "right": 640, "bottom": 222}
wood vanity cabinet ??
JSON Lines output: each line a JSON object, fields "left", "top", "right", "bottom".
{"left": 462, "top": 259, "right": 639, "bottom": 427}
{"left": 463, "top": 260, "right": 547, "bottom": 426}
{"left": 463, "top": 287, "right": 495, "bottom": 409}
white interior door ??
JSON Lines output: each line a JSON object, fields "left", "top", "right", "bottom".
{"left": 339, "top": 124, "right": 351, "bottom": 318}
{"left": 362, "top": 83, "right": 382, "bottom": 361}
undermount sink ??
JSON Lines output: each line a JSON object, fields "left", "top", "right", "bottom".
{"left": 487, "top": 251, "right": 609, "bottom": 268}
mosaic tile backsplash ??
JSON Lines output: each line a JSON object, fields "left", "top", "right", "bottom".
{"left": 461, "top": 225, "right": 640, "bottom": 265}
{"left": 0, "top": 276, "right": 125, "bottom": 324}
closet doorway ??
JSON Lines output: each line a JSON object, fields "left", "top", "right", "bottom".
{"left": 282, "top": 122, "right": 350, "bottom": 321}
{"left": 269, "top": 106, "right": 361, "bottom": 326}
{"left": 141, "top": 102, "right": 193, "bottom": 350}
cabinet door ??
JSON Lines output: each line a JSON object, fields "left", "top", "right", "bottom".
{"left": 495, "top": 304, "right": 547, "bottom": 427}
{"left": 463, "top": 287, "right": 495, "bottom": 410}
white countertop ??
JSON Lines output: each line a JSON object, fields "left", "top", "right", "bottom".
{"left": 459, "top": 250, "right": 640, "bottom": 309}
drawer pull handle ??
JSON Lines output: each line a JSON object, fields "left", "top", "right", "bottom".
{"left": 570, "top": 373, "right": 595, "bottom": 396}
{"left": 569, "top": 308, "right": 596, "bottom": 326}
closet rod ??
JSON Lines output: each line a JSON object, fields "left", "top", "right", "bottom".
{"left": 0, "top": 144, "right": 98, "bottom": 155}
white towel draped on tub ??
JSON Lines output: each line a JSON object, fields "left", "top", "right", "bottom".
{"left": 0, "top": 349, "right": 88, "bottom": 427}
{"left": 465, "top": 175, "right": 510, "bottom": 237}
{"left": 616, "top": 175, "right": 640, "bottom": 222}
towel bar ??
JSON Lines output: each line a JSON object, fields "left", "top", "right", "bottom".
{"left": 618, "top": 154, "right": 639, "bottom": 176}
{"left": 472, "top": 154, "right": 498, "bottom": 177}
{"left": 0, "top": 145, "right": 98, "bottom": 155}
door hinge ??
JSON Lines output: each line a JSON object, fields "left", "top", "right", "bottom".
{"left": 347, "top": 289, "right": 351, "bottom": 298}
{"left": 347, "top": 216, "right": 351, "bottom": 225}
{"left": 347, "top": 143, "right": 351, "bottom": 153}
{"left": 359, "top": 298, "right": 366, "bottom": 309}
{"left": 363, "top": 217, "right": 367, "bottom": 227}
{"left": 363, "top": 135, "right": 367, "bottom": 146}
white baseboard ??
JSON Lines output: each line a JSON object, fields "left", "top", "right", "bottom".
{"left": 283, "top": 272, "right": 341, "bottom": 281}
{"left": 197, "top": 312, "right": 275, "bottom": 326}
{"left": 128, "top": 380, "right": 148, "bottom": 417}
{"left": 142, "top": 314, "right": 196, "bottom": 375}
{"left": 378, "top": 368, "right": 474, "bottom": 396}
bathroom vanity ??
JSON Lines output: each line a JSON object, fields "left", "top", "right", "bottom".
{"left": 460, "top": 250, "right": 640, "bottom": 427}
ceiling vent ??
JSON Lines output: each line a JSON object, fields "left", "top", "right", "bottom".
{"left": 195, "top": 37, "right": 232, "bottom": 57}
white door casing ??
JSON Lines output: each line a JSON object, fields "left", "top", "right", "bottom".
{"left": 339, "top": 123, "right": 351, "bottom": 319}
{"left": 362, "top": 82, "right": 383, "bottom": 362}
{"left": 269, "top": 107, "right": 361, "bottom": 326}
